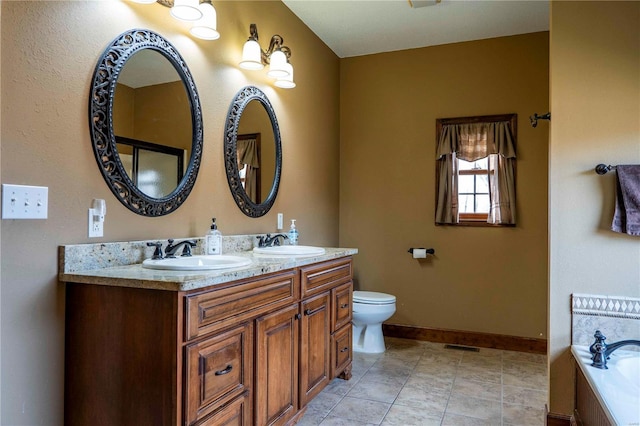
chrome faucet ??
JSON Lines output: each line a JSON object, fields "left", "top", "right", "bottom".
{"left": 164, "top": 239, "right": 197, "bottom": 258}
{"left": 590, "top": 330, "right": 640, "bottom": 369}
{"left": 257, "top": 233, "right": 289, "bottom": 248}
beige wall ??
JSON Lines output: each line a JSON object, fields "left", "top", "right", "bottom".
{"left": 549, "top": 1, "right": 640, "bottom": 415}
{"left": 0, "top": 1, "right": 339, "bottom": 424}
{"left": 340, "top": 32, "right": 550, "bottom": 339}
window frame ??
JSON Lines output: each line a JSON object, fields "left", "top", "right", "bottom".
{"left": 435, "top": 113, "right": 517, "bottom": 227}
{"left": 457, "top": 158, "right": 491, "bottom": 221}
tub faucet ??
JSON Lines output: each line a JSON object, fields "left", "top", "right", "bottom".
{"left": 257, "top": 233, "right": 289, "bottom": 248}
{"left": 164, "top": 239, "right": 197, "bottom": 258}
{"left": 590, "top": 330, "right": 640, "bottom": 369}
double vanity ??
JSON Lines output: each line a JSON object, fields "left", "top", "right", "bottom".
{"left": 60, "top": 238, "right": 357, "bottom": 426}
{"left": 77, "top": 25, "right": 351, "bottom": 426}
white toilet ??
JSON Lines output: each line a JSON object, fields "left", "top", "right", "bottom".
{"left": 352, "top": 291, "right": 396, "bottom": 353}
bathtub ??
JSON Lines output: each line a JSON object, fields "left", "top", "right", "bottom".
{"left": 572, "top": 345, "right": 640, "bottom": 425}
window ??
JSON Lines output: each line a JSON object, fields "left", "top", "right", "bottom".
{"left": 458, "top": 157, "right": 490, "bottom": 221}
{"left": 435, "top": 114, "right": 517, "bottom": 226}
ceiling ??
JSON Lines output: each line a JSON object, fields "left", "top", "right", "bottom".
{"left": 281, "top": 0, "right": 549, "bottom": 58}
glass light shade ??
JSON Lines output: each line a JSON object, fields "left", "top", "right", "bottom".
{"left": 275, "top": 63, "right": 296, "bottom": 89}
{"left": 131, "top": 0, "right": 157, "bottom": 4}
{"left": 190, "top": 2, "right": 220, "bottom": 40}
{"left": 239, "top": 40, "right": 264, "bottom": 70}
{"left": 170, "top": 0, "right": 202, "bottom": 22}
{"left": 267, "top": 50, "right": 289, "bottom": 78}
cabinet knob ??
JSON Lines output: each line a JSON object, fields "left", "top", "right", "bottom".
{"left": 340, "top": 347, "right": 349, "bottom": 353}
{"left": 214, "top": 365, "right": 233, "bottom": 376}
{"left": 340, "top": 303, "right": 349, "bottom": 309}
{"left": 295, "top": 313, "right": 302, "bottom": 320}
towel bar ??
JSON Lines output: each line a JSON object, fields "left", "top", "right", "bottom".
{"left": 595, "top": 164, "right": 616, "bottom": 175}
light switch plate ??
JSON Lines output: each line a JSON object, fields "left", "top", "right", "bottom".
{"left": 2, "top": 184, "right": 48, "bottom": 219}
{"left": 277, "top": 213, "right": 284, "bottom": 230}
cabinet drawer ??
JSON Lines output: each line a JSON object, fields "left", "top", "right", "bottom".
{"left": 185, "top": 324, "right": 253, "bottom": 425}
{"left": 331, "top": 324, "right": 352, "bottom": 379}
{"left": 332, "top": 281, "right": 352, "bottom": 332}
{"left": 185, "top": 271, "right": 298, "bottom": 340}
{"left": 195, "top": 391, "right": 251, "bottom": 426}
{"left": 300, "top": 258, "right": 352, "bottom": 298}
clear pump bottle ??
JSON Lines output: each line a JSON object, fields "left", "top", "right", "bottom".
{"left": 206, "top": 218, "right": 222, "bottom": 255}
{"left": 288, "top": 219, "right": 298, "bottom": 245}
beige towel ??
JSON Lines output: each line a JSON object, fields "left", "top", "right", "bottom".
{"left": 612, "top": 165, "right": 640, "bottom": 236}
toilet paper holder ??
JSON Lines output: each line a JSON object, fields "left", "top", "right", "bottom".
{"left": 408, "top": 248, "right": 435, "bottom": 255}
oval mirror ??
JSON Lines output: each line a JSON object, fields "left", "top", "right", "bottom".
{"left": 224, "top": 86, "right": 282, "bottom": 217}
{"left": 89, "top": 29, "right": 203, "bottom": 216}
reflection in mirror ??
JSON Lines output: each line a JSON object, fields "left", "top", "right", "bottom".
{"left": 224, "top": 86, "right": 281, "bottom": 218}
{"left": 116, "top": 136, "right": 185, "bottom": 198}
{"left": 113, "top": 50, "right": 191, "bottom": 198}
{"left": 237, "top": 133, "right": 262, "bottom": 203}
{"left": 236, "top": 101, "right": 277, "bottom": 204}
{"left": 89, "top": 29, "right": 203, "bottom": 216}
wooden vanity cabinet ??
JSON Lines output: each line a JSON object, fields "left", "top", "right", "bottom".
{"left": 64, "top": 257, "right": 353, "bottom": 426}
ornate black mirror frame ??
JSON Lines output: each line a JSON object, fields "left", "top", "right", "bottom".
{"left": 224, "top": 86, "right": 282, "bottom": 217}
{"left": 89, "top": 29, "right": 203, "bottom": 216}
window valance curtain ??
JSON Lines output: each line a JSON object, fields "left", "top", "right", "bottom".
{"left": 436, "top": 122, "right": 516, "bottom": 161}
{"left": 435, "top": 121, "right": 516, "bottom": 225}
{"left": 237, "top": 138, "right": 259, "bottom": 201}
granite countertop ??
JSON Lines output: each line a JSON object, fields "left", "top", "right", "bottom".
{"left": 59, "top": 246, "right": 358, "bottom": 292}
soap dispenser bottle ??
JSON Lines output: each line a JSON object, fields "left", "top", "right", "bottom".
{"left": 206, "top": 218, "right": 222, "bottom": 255}
{"left": 288, "top": 219, "right": 298, "bottom": 245}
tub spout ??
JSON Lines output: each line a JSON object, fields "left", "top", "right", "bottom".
{"left": 590, "top": 330, "right": 640, "bottom": 369}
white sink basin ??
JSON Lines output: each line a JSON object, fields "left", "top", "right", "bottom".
{"left": 253, "top": 245, "right": 326, "bottom": 257}
{"left": 142, "top": 255, "right": 252, "bottom": 271}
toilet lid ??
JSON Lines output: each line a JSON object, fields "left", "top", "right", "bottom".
{"left": 353, "top": 291, "right": 396, "bottom": 304}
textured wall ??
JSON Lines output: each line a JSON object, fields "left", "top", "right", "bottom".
{"left": 549, "top": 1, "right": 640, "bottom": 416}
{"left": 339, "top": 32, "right": 549, "bottom": 339}
{"left": 0, "top": 1, "right": 339, "bottom": 424}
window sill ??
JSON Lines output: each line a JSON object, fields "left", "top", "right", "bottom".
{"left": 435, "top": 221, "right": 515, "bottom": 228}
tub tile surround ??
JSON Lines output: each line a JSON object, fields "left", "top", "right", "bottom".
{"left": 59, "top": 235, "right": 357, "bottom": 291}
{"left": 572, "top": 293, "right": 640, "bottom": 347}
{"left": 571, "top": 293, "right": 640, "bottom": 426}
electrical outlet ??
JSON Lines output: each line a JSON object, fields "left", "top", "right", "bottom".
{"left": 88, "top": 209, "right": 104, "bottom": 238}
{"left": 277, "top": 213, "right": 284, "bottom": 230}
{"left": 2, "top": 184, "right": 48, "bottom": 219}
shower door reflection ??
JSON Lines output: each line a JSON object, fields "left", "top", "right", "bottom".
{"left": 116, "top": 136, "right": 185, "bottom": 199}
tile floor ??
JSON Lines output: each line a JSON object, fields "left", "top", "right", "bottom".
{"left": 298, "top": 338, "right": 548, "bottom": 426}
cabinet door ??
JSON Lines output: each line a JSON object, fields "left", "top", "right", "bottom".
{"left": 255, "top": 304, "right": 300, "bottom": 426}
{"left": 299, "top": 292, "right": 331, "bottom": 407}
{"left": 185, "top": 323, "right": 253, "bottom": 425}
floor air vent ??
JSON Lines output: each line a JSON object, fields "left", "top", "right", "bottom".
{"left": 444, "top": 344, "right": 480, "bottom": 352}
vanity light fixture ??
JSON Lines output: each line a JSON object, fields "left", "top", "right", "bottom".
{"left": 131, "top": 0, "right": 219, "bottom": 40}
{"left": 239, "top": 24, "right": 296, "bottom": 89}
{"left": 170, "top": 0, "right": 202, "bottom": 21}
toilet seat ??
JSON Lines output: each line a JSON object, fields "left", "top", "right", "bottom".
{"left": 353, "top": 291, "right": 396, "bottom": 305}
